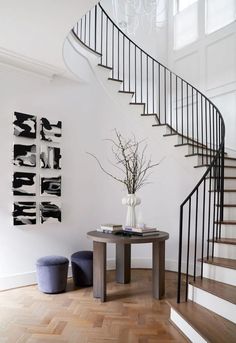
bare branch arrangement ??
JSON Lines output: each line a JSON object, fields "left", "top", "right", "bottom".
{"left": 87, "top": 130, "right": 160, "bottom": 194}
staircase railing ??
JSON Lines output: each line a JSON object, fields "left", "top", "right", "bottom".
{"left": 72, "top": 3, "right": 225, "bottom": 303}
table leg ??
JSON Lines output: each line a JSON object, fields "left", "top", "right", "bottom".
{"left": 152, "top": 240, "right": 165, "bottom": 299}
{"left": 93, "top": 241, "right": 106, "bottom": 302}
{"left": 116, "top": 243, "right": 131, "bottom": 283}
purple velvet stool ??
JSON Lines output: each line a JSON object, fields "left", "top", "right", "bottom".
{"left": 36, "top": 255, "right": 69, "bottom": 294}
{"left": 71, "top": 251, "right": 93, "bottom": 287}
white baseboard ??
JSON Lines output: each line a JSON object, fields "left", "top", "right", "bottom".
{"left": 1, "top": 258, "right": 179, "bottom": 291}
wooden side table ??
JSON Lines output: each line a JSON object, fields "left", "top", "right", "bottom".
{"left": 87, "top": 230, "right": 169, "bottom": 302}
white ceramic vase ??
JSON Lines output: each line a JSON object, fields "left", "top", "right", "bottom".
{"left": 122, "top": 194, "right": 141, "bottom": 227}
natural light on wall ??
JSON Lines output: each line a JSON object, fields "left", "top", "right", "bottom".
{"left": 205, "top": 0, "right": 236, "bottom": 34}
{"left": 174, "top": 0, "right": 198, "bottom": 50}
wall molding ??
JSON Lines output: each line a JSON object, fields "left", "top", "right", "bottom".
{"left": 0, "top": 47, "right": 66, "bottom": 80}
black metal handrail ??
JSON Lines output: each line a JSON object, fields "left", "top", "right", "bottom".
{"left": 72, "top": 2, "right": 225, "bottom": 303}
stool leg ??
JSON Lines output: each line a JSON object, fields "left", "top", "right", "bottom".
{"left": 93, "top": 241, "right": 106, "bottom": 302}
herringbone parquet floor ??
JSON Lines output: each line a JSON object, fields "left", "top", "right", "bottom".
{"left": 0, "top": 270, "right": 187, "bottom": 343}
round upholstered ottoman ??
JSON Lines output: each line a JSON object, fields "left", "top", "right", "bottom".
{"left": 36, "top": 255, "right": 69, "bottom": 294}
{"left": 71, "top": 251, "right": 93, "bottom": 287}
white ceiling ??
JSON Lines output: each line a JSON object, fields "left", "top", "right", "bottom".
{"left": 0, "top": 0, "right": 97, "bottom": 76}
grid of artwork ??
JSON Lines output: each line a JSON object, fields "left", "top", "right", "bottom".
{"left": 12, "top": 112, "right": 62, "bottom": 226}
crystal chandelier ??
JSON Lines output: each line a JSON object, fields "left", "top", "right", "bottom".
{"left": 112, "top": 0, "right": 166, "bottom": 35}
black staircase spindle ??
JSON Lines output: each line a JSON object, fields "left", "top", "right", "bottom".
{"left": 118, "top": 30, "right": 120, "bottom": 80}
{"left": 185, "top": 198, "right": 191, "bottom": 302}
{"left": 94, "top": 5, "right": 97, "bottom": 51}
{"left": 170, "top": 73, "right": 173, "bottom": 130}
{"left": 135, "top": 45, "right": 137, "bottom": 103}
{"left": 152, "top": 59, "right": 154, "bottom": 114}
{"left": 158, "top": 64, "right": 161, "bottom": 121}
{"left": 207, "top": 168, "right": 212, "bottom": 259}
{"left": 106, "top": 16, "right": 108, "bottom": 66}
{"left": 84, "top": 13, "right": 87, "bottom": 44}
{"left": 141, "top": 51, "right": 143, "bottom": 103}
{"left": 176, "top": 76, "right": 178, "bottom": 132}
{"left": 196, "top": 92, "right": 199, "bottom": 155}
{"left": 89, "top": 10, "right": 91, "bottom": 47}
{"left": 193, "top": 188, "right": 199, "bottom": 281}
{"left": 129, "top": 41, "right": 131, "bottom": 92}
{"left": 186, "top": 83, "right": 189, "bottom": 143}
{"left": 181, "top": 79, "right": 183, "bottom": 142}
{"left": 100, "top": 10, "right": 103, "bottom": 62}
{"left": 112, "top": 23, "right": 114, "bottom": 78}
{"left": 177, "top": 205, "right": 183, "bottom": 303}
{"left": 123, "top": 35, "right": 125, "bottom": 90}
{"left": 201, "top": 179, "right": 206, "bottom": 278}
{"left": 164, "top": 68, "right": 167, "bottom": 123}
{"left": 147, "top": 55, "right": 149, "bottom": 114}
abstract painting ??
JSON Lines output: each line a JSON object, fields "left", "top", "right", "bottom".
{"left": 13, "top": 172, "right": 36, "bottom": 196}
{"left": 13, "top": 144, "right": 36, "bottom": 167}
{"left": 40, "top": 201, "right": 61, "bottom": 224}
{"left": 13, "top": 112, "right": 37, "bottom": 139}
{"left": 13, "top": 202, "right": 36, "bottom": 225}
{"left": 40, "top": 118, "right": 62, "bottom": 143}
{"left": 40, "top": 176, "right": 61, "bottom": 197}
{"left": 40, "top": 146, "right": 61, "bottom": 169}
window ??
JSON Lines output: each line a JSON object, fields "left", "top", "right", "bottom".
{"left": 206, "top": 0, "right": 236, "bottom": 34}
{"left": 174, "top": 0, "right": 198, "bottom": 50}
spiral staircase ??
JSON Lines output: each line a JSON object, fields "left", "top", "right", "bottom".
{"left": 68, "top": 3, "right": 236, "bottom": 342}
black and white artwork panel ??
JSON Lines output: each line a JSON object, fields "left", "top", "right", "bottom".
{"left": 13, "top": 202, "right": 36, "bottom": 225}
{"left": 13, "top": 172, "right": 36, "bottom": 196}
{"left": 13, "top": 144, "right": 36, "bottom": 167}
{"left": 40, "top": 201, "right": 61, "bottom": 224}
{"left": 13, "top": 112, "right": 36, "bottom": 139}
{"left": 40, "top": 176, "right": 61, "bottom": 197}
{"left": 40, "top": 118, "right": 62, "bottom": 143}
{"left": 40, "top": 146, "right": 61, "bottom": 169}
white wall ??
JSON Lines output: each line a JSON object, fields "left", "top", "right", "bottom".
{"left": 168, "top": 0, "right": 236, "bottom": 150}
{"left": 0, "top": 0, "right": 97, "bottom": 75}
{"left": 0, "top": 36, "right": 203, "bottom": 289}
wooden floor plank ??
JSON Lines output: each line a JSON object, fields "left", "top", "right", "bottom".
{"left": 0, "top": 270, "right": 187, "bottom": 343}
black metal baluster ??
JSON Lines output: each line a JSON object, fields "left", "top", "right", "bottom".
{"left": 170, "top": 73, "right": 173, "bottom": 130}
{"left": 100, "top": 10, "right": 103, "bottom": 63}
{"left": 94, "top": 5, "right": 97, "bottom": 51}
{"left": 201, "top": 95, "right": 204, "bottom": 164}
{"left": 181, "top": 79, "right": 183, "bottom": 142}
{"left": 192, "top": 88, "right": 194, "bottom": 145}
{"left": 106, "top": 16, "right": 108, "bottom": 66}
{"left": 194, "top": 188, "right": 199, "bottom": 281}
{"left": 84, "top": 13, "right": 87, "bottom": 44}
{"left": 147, "top": 55, "right": 149, "bottom": 114}
{"left": 141, "top": 51, "right": 143, "bottom": 102}
{"left": 164, "top": 69, "right": 167, "bottom": 124}
{"left": 201, "top": 179, "right": 206, "bottom": 278}
{"left": 129, "top": 41, "right": 131, "bottom": 92}
{"left": 152, "top": 59, "right": 154, "bottom": 114}
{"left": 187, "top": 84, "right": 189, "bottom": 142}
{"left": 196, "top": 92, "right": 199, "bottom": 155}
{"left": 123, "top": 36, "right": 125, "bottom": 90}
{"left": 158, "top": 64, "right": 161, "bottom": 121}
{"left": 212, "top": 164, "right": 217, "bottom": 258}
{"left": 89, "top": 10, "right": 91, "bottom": 47}
{"left": 177, "top": 205, "right": 183, "bottom": 303}
{"left": 118, "top": 31, "right": 120, "bottom": 80}
{"left": 135, "top": 45, "right": 137, "bottom": 102}
{"left": 112, "top": 23, "right": 114, "bottom": 78}
{"left": 176, "top": 76, "right": 178, "bottom": 132}
{"left": 207, "top": 168, "right": 212, "bottom": 259}
{"left": 185, "top": 198, "right": 191, "bottom": 301}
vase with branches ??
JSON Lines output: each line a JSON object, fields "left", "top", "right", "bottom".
{"left": 87, "top": 129, "right": 159, "bottom": 227}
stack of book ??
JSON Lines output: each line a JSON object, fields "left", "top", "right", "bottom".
{"left": 97, "top": 224, "right": 123, "bottom": 234}
{"left": 123, "top": 226, "right": 159, "bottom": 236}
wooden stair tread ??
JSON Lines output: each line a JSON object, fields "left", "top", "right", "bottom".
{"left": 216, "top": 220, "right": 236, "bottom": 225}
{"left": 201, "top": 257, "right": 236, "bottom": 270}
{"left": 186, "top": 153, "right": 231, "bottom": 159}
{"left": 98, "top": 63, "right": 113, "bottom": 70}
{"left": 118, "top": 90, "right": 134, "bottom": 94}
{"left": 209, "top": 238, "right": 236, "bottom": 245}
{"left": 190, "top": 277, "right": 236, "bottom": 304}
{"left": 108, "top": 77, "right": 123, "bottom": 82}
{"left": 168, "top": 299, "right": 236, "bottom": 343}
